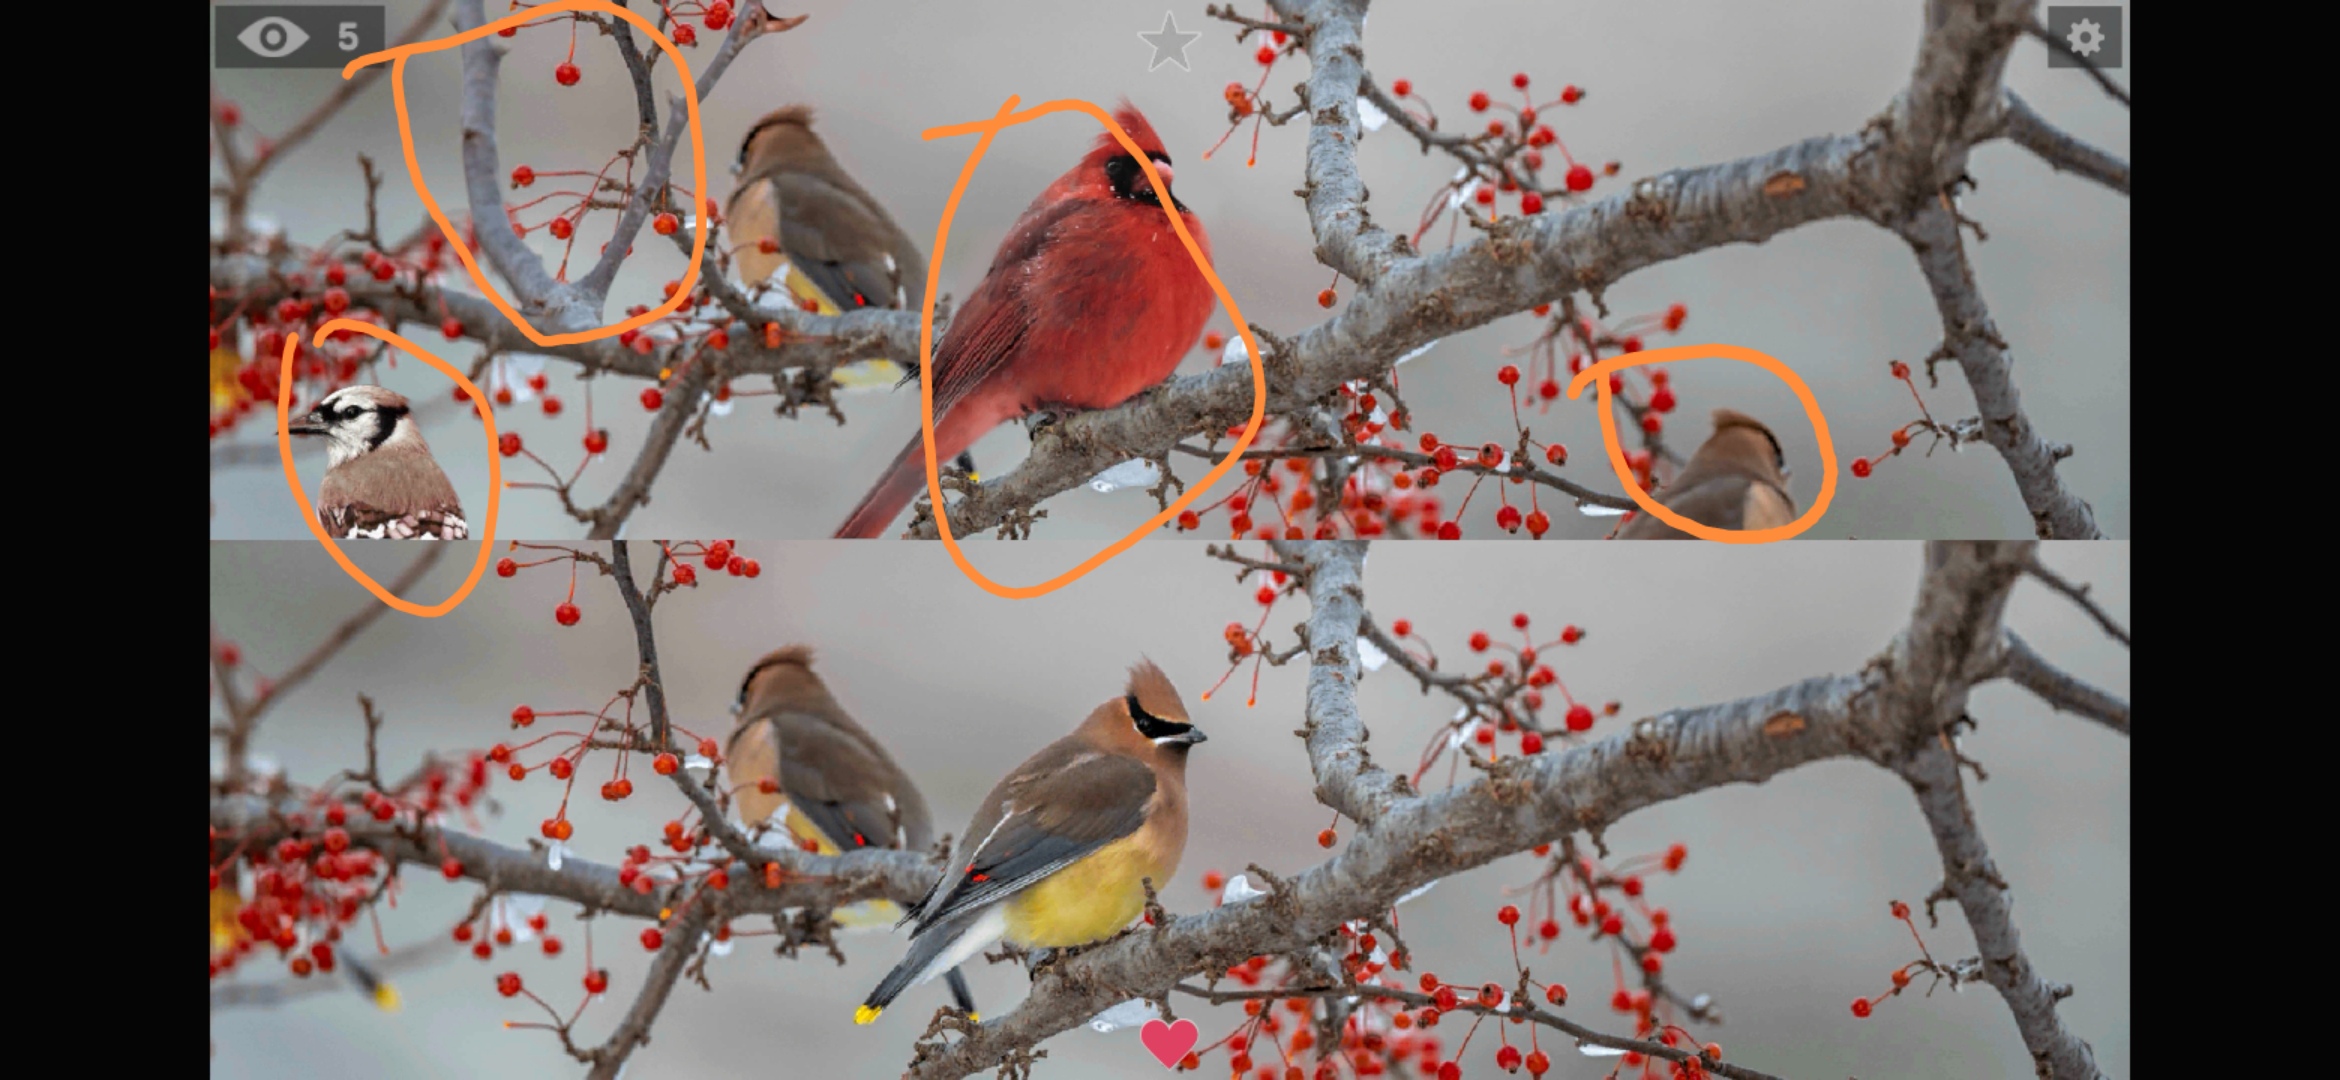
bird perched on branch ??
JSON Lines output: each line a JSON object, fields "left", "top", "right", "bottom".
{"left": 856, "top": 658, "right": 1206, "bottom": 1024}
{"left": 724, "top": 645, "right": 977, "bottom": 1020}
{"left": 728, "top": 105, "right": 981, "bottom": 479}
{"left": 288, "top": 385, "right": 468, "bottom": 539}
{"left": 833, "top": 100, "right": 1216, "bottom": 538}
{"left": 1616, "top": 408, "right": 1796, "bottom": 538}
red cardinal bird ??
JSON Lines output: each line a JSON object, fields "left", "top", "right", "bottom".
{"left": 834, "top": 101, "right": 1215, "bottom": 538}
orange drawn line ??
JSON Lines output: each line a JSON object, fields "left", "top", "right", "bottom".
{"left": 276, "top": 321, "right": 501, "bottom": 616}
{"left": 342, "top": 0, "right": 709, "bottom": 347}
{"left": 916, "top": 97, "right": 1267, "bottom": 600}
{"left": 1565, "top": 343, "right": 1837, "bottom": 542}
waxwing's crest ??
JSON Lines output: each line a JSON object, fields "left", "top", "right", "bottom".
{"left": 1125, "top": 656, "right": 1190, "bottom": 724}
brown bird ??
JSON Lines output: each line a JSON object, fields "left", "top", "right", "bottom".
{"left": 727, "top": 104, "right": 977, "bottom": 472}
{"left": 1615, "top": 408, "right": 1797, "bottom": 538}
{"left": 728, "top": 104, "right": 927, "bottom": 315}
{"left": 288, "top": 385, "right": 468, "bottom": 539}
{"left": 855, "top": 658, "right": 1205, "bottom": 1024}
{"left": 722, "top": 645, "right": 976, "bottom": 1018}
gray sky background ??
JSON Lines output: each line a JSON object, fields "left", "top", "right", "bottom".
{"left": 209, "top": 540, "right": 2129, "bottom": 1078}
{"left": 209, "top": 0, "right": 2130, "bottom": 540}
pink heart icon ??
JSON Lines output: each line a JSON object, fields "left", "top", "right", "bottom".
{"left": 1139, "top": 1018, "right": 1199, "bottom": 1069}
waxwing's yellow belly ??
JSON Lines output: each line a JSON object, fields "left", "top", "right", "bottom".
{"left": 1000, "top": 833, "right": 1165, "bottom": 948}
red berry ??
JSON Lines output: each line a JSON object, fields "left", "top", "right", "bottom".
{"left": 1436, "top": 521, "right": 1461, "bottom": 540}
{"left": 653, "top": 752, "right": 679, "bottom": 775}
{"left": 1650, "top": 388, "right": 1677, "bottom": 413}
{"left": 442, "top": 317, "right": 464, "bottom": 339}
{"left": 496, "top": 557, "right": 517, "bottom": 578}
{"left": 511, "top": 165, "right": 535, "bottom": 187}
{"left": 1468, "top": 91, "right": 1491, "bottom": 111}
{"left": 1524, "top": 1050, "right": 1549, "bottom": 1076}
{"left": 1851, "top": 998, "right": 1872, "bottom": 1018}
{"left": 496, "top": 972, "right": 522, "bottom": 997}
{"left": 511, "top": 705, "right": 535, "bottom": 726}
{"left": 539, "top": 395, "right": 563, "bottom": 417}
{"left": 585, "top": 969, "right": 609, "bottom": 994}
{"left": 1469, "top": 631, "right": 1491, "bottom": 652}
{"left": 1497, "top": 905, "right": 1520, "bottom": 926}
{"left": 641, "top": 927, "right": 664, "bottom": 950}
{"left": 1391, "top": 78, "right": 1413, "bottom": 97}
{"left": 1561, "top": 85, "right": 1584, "bottom": 104}
{"left": 1890, "top": 360, "right": 1912, "bottom": 380}
{"left": 1640, "top": 413, "right": 1662, "bottom": 434}
{"left": 641, "top": 387, "right": 664, "bottom": 411}
{"left": 653, "top": 212, "right": 679, "bottom": 236}
{"left": 1391, "top": 619, "right": 1413, "bottom": 637}
{"left": 1318, "top": 828, "right": 1337, "bottom": 848}
{"left": 441, "top": 858, "right": 463, "bottom": 880}
{"left": 1438, "top": 1061, "right": 1461, "bottom": 1080}
{"left": 1565, "top": 704, "right": 1594, "bottom": 732}
{"left": 1520, "top": 192, "right": 1544, "bottom": 214}
{"left": 1497, "top": 364, "right": 1521, "bottom": 386}
{"left": 1256, "top": 45, "right": 1276, "bottom": 65}
{"left": 1474, "top": 186, "right": 1496, "bottom": 206}
{"left": 1851, "top": 458, "right": 1872, "bottom": 478}
{"left": 1892, "top": 429, "right": 1912, "bottom": 448}
{"left": 498, "top": 432, "right": 521, "bottom": 457}
{"left": 1496, "top": 505, "right": 1522, "bottom": 532}
{"left": 1496, "top": 1045, "right": 1522, "bottom": 1072}
{"left": 1561, "top": 625, "right": 1584, "bottom": 644}
{"left": 554, "top": 602, "right": 581, "bottom": 626}
{"left": 1520, "top": 731, "right": 1544, "bottom": 754}
{"left": 584, "top": 429, "right": 609, "bottom": 454}
{"left": 1650, "top": 928, "right": 1676, "bottom": 952}
{"left": 671, "top": 21, "right": 696, "bottom": 44}
{"left": 673, "top": 563, "right": 696, "bottom": 585}
{"left": 554, "top": 62, "right": 581, "bottom": 86}
{"left": 1434, "top": 985, "right": 1459, "bottom": 1011}
{"left": 1564, "top": 165, "right": 1593, "bottom": 192}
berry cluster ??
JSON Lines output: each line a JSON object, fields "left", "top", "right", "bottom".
{"left": 208, "top": 755, "right": 492, "bottom": 982}
{"left": 207, "top": 226, "right": 480, "bottom": 439}
{"left": 1171, "top": 301, "right": 1688, "bottom": 541}
{"left": 1175, "top": 852, "right": 1723, "bottom": 1080}
{"left": 1848, "top": 899, "right": 1968, "bottom": 1020}
{"left": 1847, "top": 359, "right": 1962, "bottom": 482}
{"left": 1387, "top": 611, "right": 1618, "bottom": 785}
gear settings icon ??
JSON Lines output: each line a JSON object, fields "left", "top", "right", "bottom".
{"left": 2065, "top": 18, "right": 2105, "bottom": 57}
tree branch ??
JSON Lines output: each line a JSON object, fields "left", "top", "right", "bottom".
{"left": 1896, "top": 205, "right": 2102, "bottom": 538}
{"left": 2022, "top": 557, "right": 2129, "bottom": 646}
{"left": 1998, "top": 629, "right": 2127, "bottom": 734}
{"left": 1897, "top": 741, "right": 2104, "bottom": 1079}
{"left": 1277, "top": 540, "right": 1413, "bottom": 823}
{"left": 2000, "top": 90, "right": 2129, "bottom": 195}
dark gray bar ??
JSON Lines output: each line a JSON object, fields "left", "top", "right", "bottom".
{"left": 215, "top": 6, "right": 387, "bottom": 69}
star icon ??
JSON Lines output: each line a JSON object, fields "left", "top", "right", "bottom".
{"left": 1138, "top": 11, "right": 1202, "bottom": 72}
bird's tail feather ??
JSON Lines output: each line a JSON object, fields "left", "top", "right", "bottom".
{"left": 833, "top": 406, "right": 992, "bottom": 539}
{"left": 858, "top": 907, "right": 1004, "bottom": 1024}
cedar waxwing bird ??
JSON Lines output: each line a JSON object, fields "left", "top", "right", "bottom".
{"left": 1615, "top": 408, "right": 1797, "bottom": 539}
{"left": 287, "top": 385, "right": 468, "bottom": 539}
{"left": 855, "top": 659, "right": 1206, "bottom": 1025}
{"left": 833, "top": 100, "right": 1216, "bottom": 538}
{"left": 724, "top": 645, "right": 978, "bottom": 1019}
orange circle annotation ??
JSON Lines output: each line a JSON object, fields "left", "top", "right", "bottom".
{"left": 914, "top": 96, "right": 1268, "bottom": 600}
{"left": 1566, "top": 343, "right": 1837, "bottom": 542}
{"left": 342, "top": 0, "right": 711, "bottom": 347}
{"left": 277, "top": 322, "right": 502, "bottom": 617}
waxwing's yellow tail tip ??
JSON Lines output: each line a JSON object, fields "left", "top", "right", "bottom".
{"left": 967, "top": 1012, "right": 980, "bottom": 1023}
{"left": 855, "top": 1004, "right": 882, "bottom": 1025}
{"left": 374, "top": 984, "right": 403, "bottom": 1013}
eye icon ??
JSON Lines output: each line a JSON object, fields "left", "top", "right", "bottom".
{"left": 237, "top": 15, "right": 310, "bottom": 59}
